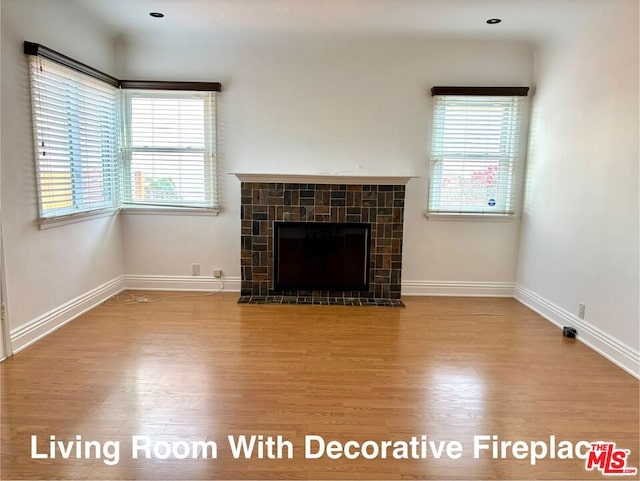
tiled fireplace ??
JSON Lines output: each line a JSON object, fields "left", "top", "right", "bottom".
{"left": 235, "top": 174, "right": 413, "bottom": 306}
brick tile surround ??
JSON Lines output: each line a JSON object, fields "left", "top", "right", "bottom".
{"left": 239, "top": 182, "right": 406, "bottom": 306}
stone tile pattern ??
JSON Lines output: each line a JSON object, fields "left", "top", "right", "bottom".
{"left": 240, "top": 182, "right": 406, "bottom": 304}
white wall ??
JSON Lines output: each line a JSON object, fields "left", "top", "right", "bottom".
{"left": 119, "top": 34, "right": 533, "bottom": 287}
{"left": 0, "top": 1, "right": 5, "bottom": 359}
{"left": 1, "top": 0, "right": 124, "bottom": 341}
{"left": 517, "top": 1, "right": 639, "bottom": 372}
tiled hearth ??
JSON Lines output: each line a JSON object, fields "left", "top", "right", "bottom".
{"left": 235, "top": 174, "right": 411, "bottom": 307}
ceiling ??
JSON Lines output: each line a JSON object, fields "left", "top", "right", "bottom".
{"left": 73, "top": 0, "right": 605, "bottom": 43}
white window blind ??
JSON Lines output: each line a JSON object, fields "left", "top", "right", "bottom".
{"left": 121, "top": 91, "right": 217, "bottom": 209}
{"left": 28, "top": 56, "right": 119, "bottom": 219}
{"left": 428, "top": 95, "right": 524, "bottom": 215}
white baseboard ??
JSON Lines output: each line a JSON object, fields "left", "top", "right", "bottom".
{"left": 402, "top": 280, "right": 514, "bottom": 297}
{"left": 10, "top": 276, "right": 126, "bottom": 354}
{"left": 124, "top": 275, "right": 241, "bottom": 292}
{"left": 514, "top": 284, "right": 640, "bottom": 379}
{"left": 125, "top": 277, "right": 512, "bottom": 297}
{"left": 7, "top": 275, "right": 637, "bottom": 381}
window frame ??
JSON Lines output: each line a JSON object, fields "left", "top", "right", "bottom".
{"left": 426, "top": 86, "right": 529, "bottom": 220}
{"left": 28, "top": 56, "right": 121, "bottom": 225}
{"left": 24, "top": 41, "right": 222, "bottom": 227}
{"left": 119, "top": 90, "right": 218, "bottom": 213}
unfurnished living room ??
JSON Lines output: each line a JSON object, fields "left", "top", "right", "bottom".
{"left": 0, "top": 0, "right": 638, "bottom": 480}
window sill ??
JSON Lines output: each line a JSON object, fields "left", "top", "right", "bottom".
{"left": 39, "top": 207, "right": 119, "bottom": 230}
{"left": 424, "top": 211, "right": 516, "bottom": 222}
{"left": 120, "top": 205, "right": 220, "bottom": 216}
{"left": 37, "top": 205, "right": 220, "bottom": 229}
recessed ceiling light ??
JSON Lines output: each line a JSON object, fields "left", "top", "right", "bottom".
{"left": 149, "top": 12, "right": 165, "bottom": 18}
{"left": 486, "top": 18, "right": 502, "bottom": 24}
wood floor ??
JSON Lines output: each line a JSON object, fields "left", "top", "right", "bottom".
{"left": 1, "top": 292, "right": 638, "bottom": 480}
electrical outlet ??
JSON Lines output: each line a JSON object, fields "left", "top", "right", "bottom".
{"left": 192, "top": 263, "right": 200, "bottom": 276}
{"left": 578, "top": 303, "right": 586, "bottom": 320}
{"left": 213, "top": 268, "right": 222, "bottom": 278}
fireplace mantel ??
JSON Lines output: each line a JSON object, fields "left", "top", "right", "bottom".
{"left": 231, "top": 173, "right": 417, "bottom": 185}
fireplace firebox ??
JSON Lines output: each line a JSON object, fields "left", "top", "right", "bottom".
{"left": 274, "top": 222, "right": 371, "bottom": 291}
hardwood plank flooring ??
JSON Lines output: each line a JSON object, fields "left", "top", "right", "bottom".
{"left": 1, "top": 292, "right": 638, "bottom": 480}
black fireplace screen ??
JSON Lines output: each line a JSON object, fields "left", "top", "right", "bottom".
{"left": 274, "top": 222, "right": 371, "bottom": 291}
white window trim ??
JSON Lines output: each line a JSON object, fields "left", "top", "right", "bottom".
{"left": 38, "top": 204, "right": 219, "bottom": 229}
{"left": 427, "top": 91, "right": 528, "bottom": 218}
{"left": 120, "top": 90, "right": 218, "bottom": 210}
{"left": 120, "top": 205, "right": 219, "bottom": 216}
{"left": 38, "top": 207, "right": 120, "bottom": 229}
{"left": 424, "top": 211, "right": 516, "bottom": 222}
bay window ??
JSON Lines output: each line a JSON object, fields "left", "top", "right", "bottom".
{"left": 25, "top": 41, "right": 221, "bottom": 226}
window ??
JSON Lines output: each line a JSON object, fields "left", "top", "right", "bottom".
{"left": 28, "top": 56, "right": 119, "bottom": 219}
{"left": 428, "top": 87, "right": 528, "bottom": 216}
{"left": 25, "top": 41, "right": 221, "bottom": 224}
{"left": 121, "top": 91, "right": 217, "bottom": 209}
